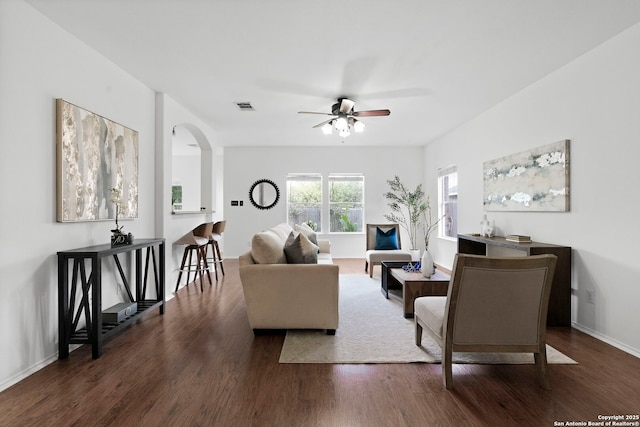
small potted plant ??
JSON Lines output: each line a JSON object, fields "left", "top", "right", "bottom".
{"left": 109, "top": 187, "right": 133, "bottom": 246}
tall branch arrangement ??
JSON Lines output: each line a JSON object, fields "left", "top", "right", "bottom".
{"left": 383, "top": 175, "right": 440, "bottom": 250}
{"left": 109, "top": 187, "right": 124, "bottom": 235}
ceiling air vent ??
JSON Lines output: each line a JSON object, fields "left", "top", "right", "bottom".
{"left": 234, "top": 102, "right": 254, "bottom": 111}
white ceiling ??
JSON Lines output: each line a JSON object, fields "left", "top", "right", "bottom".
{"left": 24, "top": 0, "right": 640, "bottom": 147}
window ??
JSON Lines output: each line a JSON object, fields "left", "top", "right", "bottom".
{"left": 438, "top": 166, "right": 458, "bottom": 239}
{"left": 171, "top": 184, "right": 183, "bottom": 211}
{"left": 328, "top": 174, "right": 364, "bottom": 233}
{"left": 286, "top": 174, "right": 322, "bottom": 231}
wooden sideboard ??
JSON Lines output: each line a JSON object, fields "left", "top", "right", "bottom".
{"left": 457, "top": 234, "right": 571, "bottom": 327}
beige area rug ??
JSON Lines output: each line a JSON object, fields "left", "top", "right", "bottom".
{"left": 279, "top": 274, "right": 577, "bottom": 364}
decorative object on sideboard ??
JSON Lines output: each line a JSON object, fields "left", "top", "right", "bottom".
{"left": 506, "top": 234, "right": 532, "bottom": 243}
{"left": 249, "top": 179, "right": 280, "bottom": 210}
{"left": 109, "top": 188, "right": 133, "bottom": 246}
{"left": 56, "top": 98, "right": 139, "bottom": 222}
{"left": 483, "top": 140, "right": 570, "bottom": 212}
{"left": 480, "top": 214, "right": 494, "bottom": 237}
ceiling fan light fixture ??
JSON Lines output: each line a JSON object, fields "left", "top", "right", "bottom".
{"left": 334, "top": 116, "right": 349, "bottom": 131}
{"left": 302, "top": 98, "right": 389, "bottom": 138}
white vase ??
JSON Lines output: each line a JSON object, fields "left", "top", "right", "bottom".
{"left": 420, "top": 249, "right": 434, "bottom": 278}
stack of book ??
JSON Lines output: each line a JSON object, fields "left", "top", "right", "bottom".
{"left": 506, "top": 234, "right": 532, "bottom": 243}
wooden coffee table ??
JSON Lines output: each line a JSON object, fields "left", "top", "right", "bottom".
{"left": 381, "top": 261, "right": 450, "bottom": 318}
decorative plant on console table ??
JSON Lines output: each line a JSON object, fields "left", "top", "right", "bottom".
{"left": 109, "top": 187, "right": 133, "bottom": 246}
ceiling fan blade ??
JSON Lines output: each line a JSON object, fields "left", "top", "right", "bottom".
{"left": 352, "top": 109, "right": 391, "bottom": 117}
{"left": 339, "top": 98, "right": 355, "bottom": 114}
{"left": 298, "top": 111, "right": 333, "bottom": 115}
{"left": 312, "top": 118, "right": 336, "bottom": 128}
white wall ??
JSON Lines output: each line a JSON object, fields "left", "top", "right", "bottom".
{"left": 0, "top": 0, "right": 156, "bottom": 390}
{"left": 155, "top": 94, "right": 224, "bottom": 293}
{"left": 223, "top": 146, "right": 424, "bottom": 258}
{"left": 172, "top": 154, "right": 201, "bottom": 211}
{"left": 0, "top": 1, "right": 223, "bottom": 392}
{"left": 425, "top": 23, "right": 640, "bottom": 356}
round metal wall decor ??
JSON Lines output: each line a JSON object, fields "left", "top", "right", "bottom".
{"left": 248, "top": 179, "right": 280, "bottom": 210}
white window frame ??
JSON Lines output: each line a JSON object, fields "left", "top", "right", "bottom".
{"left": 286, "top": 173, "right": 323, "bottom": 232}
{"left": 438, "top": 165, "right": 458, "bottom": 241}
{"left": 328, "top": 173, "right": 365, "bottom": 233}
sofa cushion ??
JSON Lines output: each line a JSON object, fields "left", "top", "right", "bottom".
{"left": 375, "top": 226, "right": 400, "bottom": 250}
{"left": 251, "top": 230, "right": 287, "bottom": 264}
{"left": 294, "top": 223, "right": 318, "bottom": 246}
{"left": 284, "top": 231, "right": 319, "bottom": 264}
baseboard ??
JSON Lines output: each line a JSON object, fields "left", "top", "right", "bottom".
{"left": 0, "top": 344, "right": 86, "bottom": 393}
{"left": 0, "top": 353, "right": 57, "bottom": 393}
{"left": 571, "top": 322, "right": 640, "bottom": 359}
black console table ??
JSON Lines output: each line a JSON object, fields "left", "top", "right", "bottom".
{"left": 458, "top": 234, "right": 571, "bottom": 326}
{"left": 57, "top": 238, "right": 165, "bottom": 359}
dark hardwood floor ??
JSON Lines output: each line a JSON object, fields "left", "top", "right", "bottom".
{"left": 1, "top": 258, "right": 639, "bottom": 426}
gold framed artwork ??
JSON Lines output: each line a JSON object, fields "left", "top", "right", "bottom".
{"left": 56, "top": 99, "right": 139, "bottom": 222}
{"left": 483, "top": 140, "right": 570, "bottom": 212}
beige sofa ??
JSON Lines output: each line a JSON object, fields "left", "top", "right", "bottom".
{"left": 238, "top": 223, "right": 339, "bottom": 335}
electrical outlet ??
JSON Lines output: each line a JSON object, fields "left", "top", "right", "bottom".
{"left": 116, "top": 284, "right": 121, "bottom": 295}
{"left": 586, "top": 290, "right": 595, "bottom": 304}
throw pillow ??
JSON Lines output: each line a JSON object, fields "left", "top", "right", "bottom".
{"left": 375, "top": 227, "right": 399, "bottom": 250}
{"left": 251, "top": 230, "right": 287, "bottom": 264}
{"left": 284, "top": 231, "right": 319, "bottom": 264}
{"left": 294, "top": 223, "right": 318, "bottom": 246}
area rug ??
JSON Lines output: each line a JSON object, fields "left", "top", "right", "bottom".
{"left": 279, "top": 274, "right": 577, "bottom": 364}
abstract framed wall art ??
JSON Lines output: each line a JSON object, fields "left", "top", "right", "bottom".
{"left": 483, "top": 140, "right": 570, "bottom": 212}
{"left": 56, "top": 99, "right": 139, "bottom": 222}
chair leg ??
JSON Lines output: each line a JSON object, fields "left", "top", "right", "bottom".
{"left": 534, "top": 350, "right": 551, "bottom": 390}
{"left": 201, "top": 246, "right": 213, "bottom": 285}
{"left": 186, "top": 248, "right": 194, "bottom": 285}
{"left": 415, "top": 319, "right": 423, "bottom": 346}
{"left": 193, "top": 248, "right": 203, "bottom": 291}
{"left": 205, "top": 242, "right": 218, "bottom": 281}
{"left": 443, "top": 343, "right": 454, "bottom": 389}
{"left": 175, "top": 249, "right": 189, "bottom": 292}
{"left": 364, "top": 261, "right": 368, "bottom": 272}
{"left": 212, "top": 242, "right": 219, "bottom": 281}
{"left": 195, "top": 246, "right": 211, "bottom": 291}
{"left": 369, "top": 263, "right": 374, "bottom": 278}
{"left": 214, "top": 241, "right": 225, "bottom": 276}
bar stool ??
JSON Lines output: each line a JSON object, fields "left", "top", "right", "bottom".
{"left": 206, "top": 220, "right": 226, "bottom": 281}
{"left": 175, "top": 222, "right": 213, "bottom": 292}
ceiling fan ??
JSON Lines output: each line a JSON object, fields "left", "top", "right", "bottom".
{"left": 298, "top": 98, "right": 390, "bottom": 137}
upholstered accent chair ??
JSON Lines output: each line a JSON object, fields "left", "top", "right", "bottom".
{"left": 414, "top": 253, "right": 558, "bottom": 390}
{"left": 365, "top": 223, "right": 412, "bottom": 277}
